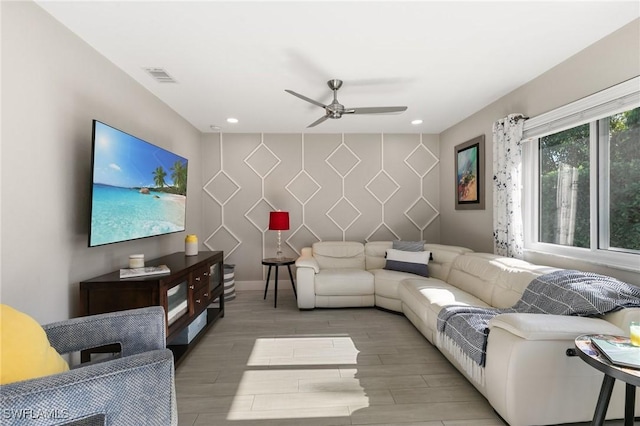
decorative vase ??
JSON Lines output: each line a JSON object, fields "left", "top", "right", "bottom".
{"left": 185, "top": 234, "right": 198, "bottom": 256}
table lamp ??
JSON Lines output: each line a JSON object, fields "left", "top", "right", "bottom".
{"left": 268, "top": 211, "right": 289, "bottom": 259}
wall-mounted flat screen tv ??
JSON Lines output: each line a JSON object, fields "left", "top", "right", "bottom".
{"left": 89, "top": 120, "right": 188, "bottom": 247}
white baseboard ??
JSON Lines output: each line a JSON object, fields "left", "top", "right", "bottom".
{"left": 234, "top": 280, "right": 295, "bottom": 292}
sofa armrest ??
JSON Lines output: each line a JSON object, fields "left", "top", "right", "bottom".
{"left": 489, "top": 313, "right": 624, "bottom": 341}
{"left": 295, "top": 251, "right": 320, "bottom": 273}
{"left": 485, "top": 314, "right": 627, "bottom": 426}
{"left": 0, "top": 349, "right": 176, "bottom": 426}
{"left": 295, "top": 249, "right": 318, "bottom": 309}
{"left": 44, "top": 306, "right": 166, "bottom": 357}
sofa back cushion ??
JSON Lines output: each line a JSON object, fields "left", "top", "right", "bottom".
{"left": 491, "top": 260, "right": 558, "bottom": 308}
{"left": 425, "top": 244, "right": 473, "bottom": 281}
{"left": 365, "top": 241, "right": 392, "bottom": 270}
{"left": 448, "top": 253, "right": 558, "bottom": 308}
{"left": 604, "top": 307, "right": 640, "bottom": 331}
{"left": 447, "top": 253, "right": 503, "bottom": 305}
{"left": 364, "top": 241, "right": 471, "bottom": 281}
{"left": 312, "top": 241, "right": 365, "bottom": 270}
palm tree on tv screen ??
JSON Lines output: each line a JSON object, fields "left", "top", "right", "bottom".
{"left": 153, "top": 166, "right": 167, "bottom": 189}
{"left": 171, "top": 161, "right": 187, "bottom": 195}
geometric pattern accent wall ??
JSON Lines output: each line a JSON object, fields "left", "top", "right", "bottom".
{"left": 201, "top": 132, "right": 440, "bottom": 281}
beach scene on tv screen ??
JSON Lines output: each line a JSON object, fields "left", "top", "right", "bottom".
{"left": 90, "top": 122, "right": 187, "bottom": 246}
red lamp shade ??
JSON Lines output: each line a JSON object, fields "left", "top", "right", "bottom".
{"left": 268, "top": 211, "right": 289, "bottom": 231}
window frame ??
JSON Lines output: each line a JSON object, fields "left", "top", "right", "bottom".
{"left": 522, "top": 77, "right": 640, "bottom": 272}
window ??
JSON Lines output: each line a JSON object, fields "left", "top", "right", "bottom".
{"left": 606, "top": 110, "right": 640, "bottom": 252}
{"left": 523, "top": 78, "right": 639, "bottom": 271}
{"left": 538, "top": 123, "right": 591, "bottom": 248}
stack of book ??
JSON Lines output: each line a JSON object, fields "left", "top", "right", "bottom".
{"left": 119, "top": 265, "right": 171, "bottom": 279}
{"left": 591, "top": 336, "right": 640, "bottom": 369}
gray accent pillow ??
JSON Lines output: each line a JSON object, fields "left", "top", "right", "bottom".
{"left": 392, "top": 240, "right": 425, "bottom": 252}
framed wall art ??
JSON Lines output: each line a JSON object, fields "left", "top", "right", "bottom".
{"left": 454, "top": 135, "right": 485, "bottom": 210}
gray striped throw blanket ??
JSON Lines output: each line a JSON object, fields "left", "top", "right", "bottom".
{"left": 436, "top": 269, "right": 640, "bottom": 368}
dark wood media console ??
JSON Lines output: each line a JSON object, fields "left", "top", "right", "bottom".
{"left": 79, "top": 251, "right": 224, "bottom": 365}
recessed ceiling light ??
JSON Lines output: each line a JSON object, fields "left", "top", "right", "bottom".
{"left": 209, "top": 125, "right": 221, "bottom": 132}
{"left": 411, "top": 119, "right": 423, "bottom": 125}
{"left": 227, "top": 118, "right": 238, "bottom": 124}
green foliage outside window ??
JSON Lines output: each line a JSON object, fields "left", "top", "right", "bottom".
{"left": 538, "top": 107, "right": 639, "bottom": 252}
{"left": 609, "top": 108, "right": 640, "bottom": 250}
{"left": 539, "top": 124, "right": 590, "bottom": 248}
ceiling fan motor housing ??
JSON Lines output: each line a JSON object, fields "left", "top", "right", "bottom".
{"left": 326, "top": 102, "right": 344, "bottom": 118}
{"left": 327, "top": 79, "right": 345, "bottom": 118}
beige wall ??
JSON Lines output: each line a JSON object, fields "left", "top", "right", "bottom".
{"left": 201, "top": 133, "right": 440, "bottom": 283}
{"left": 439, "top": 19, "right": 640, "bottom": 283}
{"left": 1, "top": 2, "right": 203, "bottom": 323}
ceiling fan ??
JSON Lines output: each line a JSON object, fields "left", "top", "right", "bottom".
{"left": 285, "top": 79, "right": 408, "bottom": 128}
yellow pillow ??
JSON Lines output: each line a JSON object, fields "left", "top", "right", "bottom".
{"left": 0, "top": 304, "right": 69, "bottom": 384}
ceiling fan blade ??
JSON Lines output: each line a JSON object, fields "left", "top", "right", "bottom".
{"left": 307, "top": 115, "right": 329, "bottom": 128}
{"left": 285, "top": 90, "right": 326, "bottom": 108}
{"left": 345, "top": 106, "right": 408, "bottom": 114}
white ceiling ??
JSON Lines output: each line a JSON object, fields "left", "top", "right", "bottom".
{"left": 36, "top": 1, "right": 639, "bottom": 134}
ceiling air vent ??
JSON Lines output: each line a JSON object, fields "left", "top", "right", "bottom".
{"left": 144, "top": 67, "right": 177, "bottom": 83}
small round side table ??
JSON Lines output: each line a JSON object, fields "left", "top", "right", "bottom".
{"left": 574, "top": 334, "right": 640, "bottom": 426}
{"left": 261, "top": 257, "right": 297, "bottom": 308}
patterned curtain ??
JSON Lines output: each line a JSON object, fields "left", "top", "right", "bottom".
{"left": 493, "top": 114, "right": 526, "bottom": 258}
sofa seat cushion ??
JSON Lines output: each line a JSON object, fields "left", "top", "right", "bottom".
{"left": 315, "top": 269, "right": 374, "bottom": 296}
{"left": 399, "top": 278, "right": 490, "bottom": 336}
{"left": 370, "top": 268, "right": 422, "bottom": 300}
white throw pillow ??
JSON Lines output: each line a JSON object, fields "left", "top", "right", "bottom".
{"left": 384, "top": 248, "right": 430, "bottom": 277}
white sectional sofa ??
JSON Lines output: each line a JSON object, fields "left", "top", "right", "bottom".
{"left": 294, "top": 240, "right": 640, "bottom": 426}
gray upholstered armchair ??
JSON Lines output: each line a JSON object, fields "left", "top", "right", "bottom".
{"left": 0, "top": 306, "right": 177, "bottom": 426}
